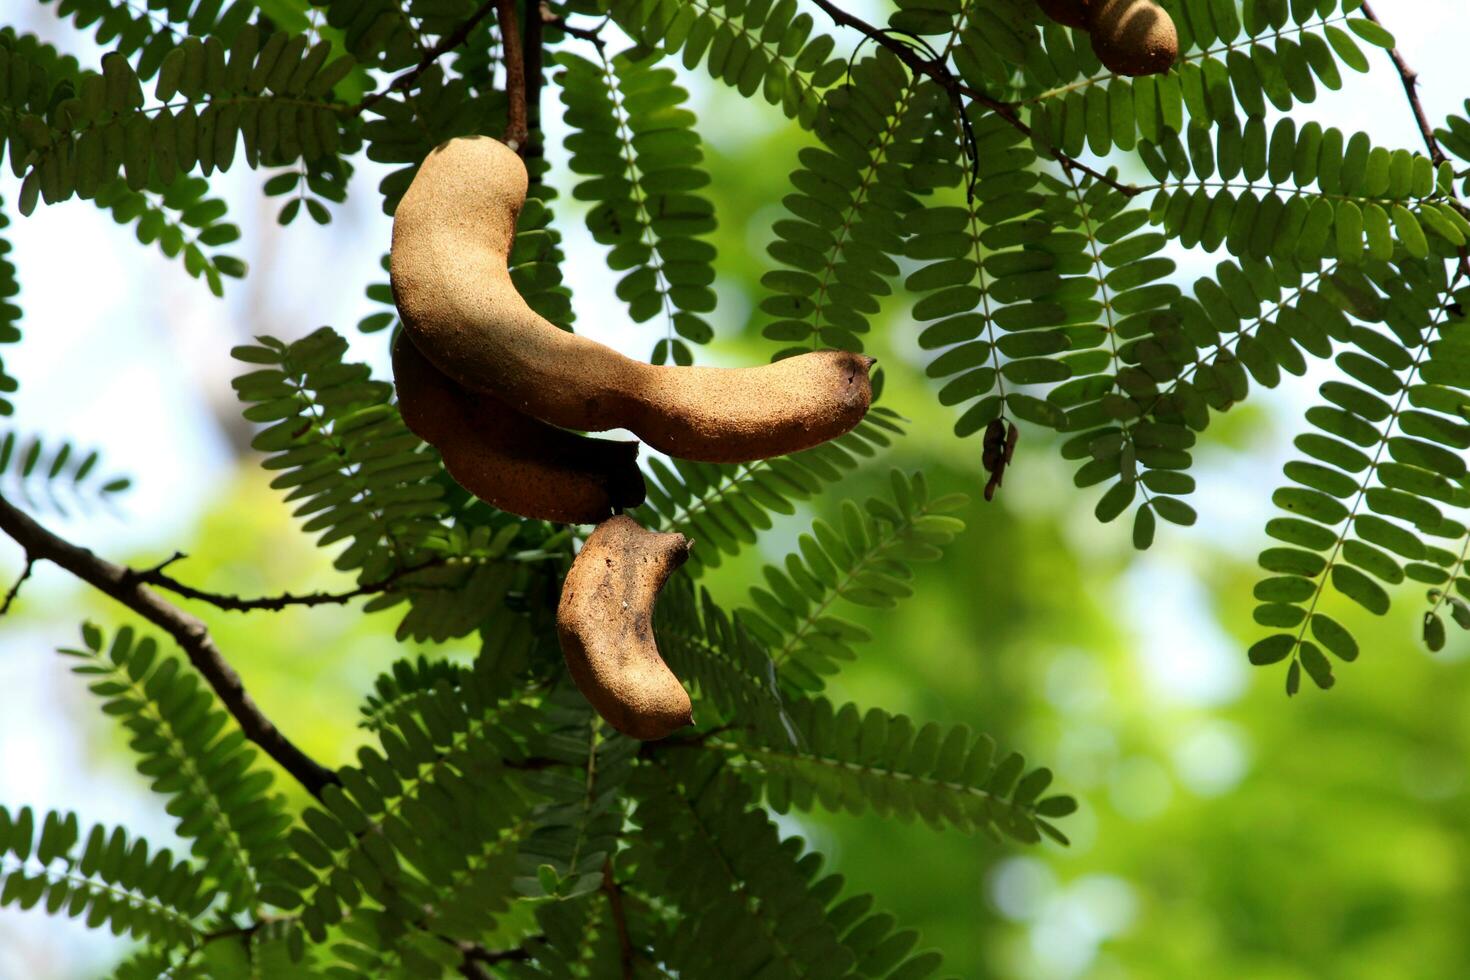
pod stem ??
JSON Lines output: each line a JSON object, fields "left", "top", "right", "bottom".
{"left": 498, "top": 0, "right": 529, "bottom": 151}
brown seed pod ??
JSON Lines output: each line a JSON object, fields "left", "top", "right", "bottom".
{"left": 557, "top": 515, "right": 693, "bottom": 740}
{"left": 1087, "top": 0, "right": 1178, "bottom": 76}
{"left": 1036, "top": 0, "right": 1091, "bottom": 30}
{"left": 393, "top": 331, "right": 646, "bottom": 524}
{"left": 390, "top": 136, "right": 876, "bottom": 464}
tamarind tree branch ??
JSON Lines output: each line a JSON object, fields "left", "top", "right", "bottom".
{"left": 0, "top": 491, "right": 339, "bottom": 799}
{"left": 1358, "top": 2, "right": 1446, "bottom": 168}
{"left": 497, "top": 0, "right": 529, "bottom": 151}
{"left": 1358, "top": 2, "right": 1469, "bottom": 277}
{"left": 459, "top": 938, "right": 535, "bottom": 976}
{"left": 523, "top": 0, "right": 546, "bottom": 176}
{"left": 540, "top": 4, "right": 607, "bottom": 50}
{"left": 807, "top": 0, "right": 1140, "bottom": 196}
{"left": 351, "top": 0, "right": 498, "bottom": 118}
{"left": 0, "top": 554, "right": 33, "bottom": 615}
{"left": 601, "top": 858, "right": 636, "bottom": 980}
{"left": 136, "top": 555, "right": 449, "bottom": 613}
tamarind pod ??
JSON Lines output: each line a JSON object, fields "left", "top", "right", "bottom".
{"left": 1087, "top": 0, "right": 1178, "bottom": 77}
{"left": 557, "top": 515, "right": 693, "bottom": 740}
{"left": 1036, "top": 0, "right": 1091, "bottom": 30}
{"left": 392, "top": 331, "right": 646, "bottom": 524}
{"left": 390, "top": 136, "right": 876, "bottom": 464}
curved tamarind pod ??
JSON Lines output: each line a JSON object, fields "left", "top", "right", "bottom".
{"left": 1036, "top": 0, "right": 1090, "bottom": 29}
{"left": 557, "top": 515, "right": 693, "bottom": 740}
{"left": 393, "top": 332, "right": 646, "bottom": 524}
{"left": 390, "top": 136, "right": 876, "bottom": 464}
{"left": 1087, "top": 0, "right": 1178, "bottom": 77}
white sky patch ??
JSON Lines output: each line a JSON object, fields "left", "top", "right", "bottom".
{"left": 1123, "top": 555, "right": 1249, "bottom": 705}
{"left": 1171, "top": 720, "right": 1251, "bottom": 797}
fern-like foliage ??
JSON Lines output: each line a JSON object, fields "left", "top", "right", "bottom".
{"left": 231, "top": 327, "right": 446, "bottom": 581}
{"left": 0, "top": 196, "right": 18, "bottom": 416}
{"left": 1139, "top": 116, "right": 1466, "bottom": 265}
{"left": 6, "top": 29, "right": 354, "bottom": 216}
{"left": 634, "top": 405, "right": 905, "bottom": 573}
{"left": 1022, "top": 1, "right": 1383, "bottom": 148}
{"left": 0, "top": 804, "right": 212, "bottom": 946}
{"left": 94, "top": 174, "right": 246, "bottom": 295}
{"left": 740, "top": 469, "right": 967, "bottom": 692}
{"left": 58, "top": 623, "right": 291, "bottom": 912}
{"left": 359, "top": 654, "right": 473, "bottom": 732}
{"left": 558, "top": 47, "right": 716, "bottom": 364}
{"left": 655, "top": 569, "right": 796, "bottom": 743}
{"left": 312, "top": 0, "right": 426, "bottom": 72}
{"left": 762, "top": 48, "right": 955, "bottom": 358}
{"left": 515, "top": 689, "right": 633, "bottom": 902}
{"left": 0, "top": 431, "right": 129, "bottom": 515}
{"left": 262, "top": 668, "right": 535, "bottom": 945}
{"left": 1250, "top": 263, "right": 1469, "bottom": 691}
{"left": 44, "top": 0, "right": 257, "bottom": 79}
{"left": 1437, "top": 99, "right": 1470, "bottom": 189}
{"left": 628, "top": 750, "right": 948, "bottom": 978}
{"left": 265, "top": 153, "right": 354, "bottom": 227}
{"left": 233, "top": 327, "right": 567, "bottom": 657}
{"left": 904, "top": 110, "right": 1061, "bottom": 437}
{"left": 714, "top": 695, "right": 1076, "bottom": 845}
{"left": 606, "top": 0, "right": 847, "bottom": 127}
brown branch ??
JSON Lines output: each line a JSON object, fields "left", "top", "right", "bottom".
{"left": 352, "top": 0, "right": 498, "bottom": 118}
{"left": 523, "top": 0, "right": 546, "bottom": 178}
{"left": 0, "top": 554, "right": 33, "bottom": 615}
{"left": 460, "top": 938, "right": 535, "bottom": 974}
{"left": 1358, "top": 2, "right": 1446, "bottom": 168}
{"left": 138, "top": 556, "right": 448, "bottom": 613}
{"left": 807, "top": 0, "right": 1139, "bottom": 196}
{"left": 0, "top": 492, "right": 339, "bottom": 799}
{"left": 638, "top": 723, "right": 739, "bottom": 756}
{"left": 540, "top": 5, "right": 607, "bottom": 49}
{"left": 1358, "top": 2, "right": 1468, "bottom": 278}
{"left": 498, "top": 0, "right": 529, "bottom": 151}
{"left": 601, "top": 859, "right": 635, "bottom": 980}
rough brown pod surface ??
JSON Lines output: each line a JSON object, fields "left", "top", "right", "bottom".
{"left": 393, "top": 331, "right": 646, "bottom": 524}
{"left": 1036, "top": 0, "right": 1091, "bottom": 29}
{"left": 390, "top": 136, "right": 876, "bottom": 464}
{"left": 1087, "top": 0, "right": 1178, "bottom": 76}
{"left": 557, "top": 515, "right": 693, "bottom": 740}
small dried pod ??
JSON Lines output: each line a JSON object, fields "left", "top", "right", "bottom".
{"left": 393, "top": 332, "right": 645, "bottom": 524}
{"left": 1087, "top": 0, "right": 1178, "bottom": 77}
{"left": 1036, "top": 0, "right": 1091, "bottom": 29}
{"left": 557, "top": 515, "right": 694, "bottom": 740}
{"left": 391, "top": 136, "right": 876, "bottom": 464}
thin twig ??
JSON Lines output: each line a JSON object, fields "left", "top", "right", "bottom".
{"left": 638, "top": 723, "right": 739, "bottom": 756}
{"left": 807, "top": 0, "right": 1139, "bottom": 196}
{"left": 497, "top": 0, "right": 529, "bottom": 151}
{"left": 0, "top": 554, "right": 33, "bottom": 615}
{"left": 601, "top": 859, "right": 635, "bottom": 980}
{"left": 0, "top": 492, "right": 338, "bottom": 798}
{"left": 457, "top": 953, "right": 492, "bottom": 980}
{"left": 138, "top": 556, "right": 448, "bottom": 613}
{"left": 352, "top": 0, "right": 498, "bottom": 118}
{"left": 540, "top": 5, "right": 607, "bottom": 49}
{"left": 461, "top": 938, "right": 535, "bottom": 970}
{"left": 1357, "top": 2, "right": 1469, "bottom": 279}
{"left": 1358, "top": 2, "right": 1446, "bottom": 168}
{"left": 523, "top": 0, "right": 546, "bottom": 175}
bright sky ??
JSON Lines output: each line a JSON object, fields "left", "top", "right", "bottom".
{"left": 0, "top": 2, "right": 1466, "bottom": 977}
